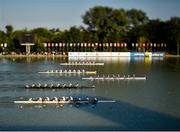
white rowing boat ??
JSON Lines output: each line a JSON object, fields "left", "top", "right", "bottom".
{"left": 38, "top": 70, "right": 97, "bottom": 74}
{"left": 14, "top": 97, "right": 115, "bottom": 104}
{"left": 82, "top": 76, "right": 146, "bottom": 80}
{"left": 60, "top": 62, "right": 104, "bottom": 66}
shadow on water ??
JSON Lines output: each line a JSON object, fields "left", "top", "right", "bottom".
{"left": 70, "top": 95, "right": 180, "bottom": 131}
{"left": 1, "top": 95, "right": 180, "bottom": 131}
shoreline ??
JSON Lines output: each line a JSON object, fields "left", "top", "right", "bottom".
{"left": 0, "top": 54, "right": 179, "bottom": 58}
{"left": 0, "top": 54, "right": 68, "bottom": 58}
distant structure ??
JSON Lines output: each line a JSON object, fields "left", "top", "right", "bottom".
{"left": 20, "top": 34, "right": 34, "bottom": 54}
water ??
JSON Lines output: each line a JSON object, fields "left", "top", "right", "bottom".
{"left": 0, "top": 56, "right": 180, "bottom": 130}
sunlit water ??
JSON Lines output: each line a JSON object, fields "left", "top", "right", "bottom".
{"left": 0, "top": 56, "right": 180, "bottom": 130}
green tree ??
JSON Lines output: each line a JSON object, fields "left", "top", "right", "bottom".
{"left": 82, "top": 6, "right": 128, "bottom": 42}
{"left": 126, "top": 9, "right": 149, "bottom": 28}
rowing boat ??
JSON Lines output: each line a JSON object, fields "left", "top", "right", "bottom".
{"left": 38, "top": 70, "right": 96, "bottom": 74}
{"left": 60, "top": 62, "right": 104, "bottom": 66}
{"left": 25, "top": 84, "right": 95, "bottom": 89}
{"left": 14, "top": 97, "right": 116, "bottom": 104}
{"left": 82, "top": 76, "right": 146, "bottom": 80}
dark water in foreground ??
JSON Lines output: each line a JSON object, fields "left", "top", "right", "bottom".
{"left": 0, "top": 57, "right": 180, "bottom": 131}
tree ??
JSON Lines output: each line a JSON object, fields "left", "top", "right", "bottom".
{"left": 165, "top": 17, "right": 180, "bottom": 54}
{"left": 126, "top": 9, "right": 149, "bottom": 28}
{"left": 82, "top": 6, "right": 128, "bottom": 42}
{"left": 5, "top": 25, "right": 13, "bottom": 37}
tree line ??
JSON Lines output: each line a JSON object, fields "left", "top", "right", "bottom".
{"left": 0, "top": 6, "right": 179, "bottom": 54}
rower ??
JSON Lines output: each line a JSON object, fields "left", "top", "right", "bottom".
{"left": 75, "top": 83, "right": 79, "bottom": 87}
{"left": 78, "top": 70, "right": 81, "bottom": 73}
{"left": 55, "top": 70, "right": 58, "bottom": 73}
{"left": 50, "top": 70, "right": 53, "bottom": 73}
{"left": 29, "top": 98, "right": 33, "bottom": 101}
{"left": 25, "top": 85, "right": 29, "bottom": 88}
{"left": 57, "top": 83, "right": 61, "bottom": 87}
{"left": 53, "top": 97, "right": 58, "bottom": 101}
{"left": 44, "top": 83, "right": 47, "bottom": 87}
{"left": 62, "top": 84, "right": 66, "bottom": 88}
{"left": 50, "top": 84, "right": 53, "bottom": 88}
{"left": 62, "top": 96, "right": 66, "bottom": 101}
{"left": 82, "top": 69, "right": 85, "bottom": 73}
{"left": 44, "top": 97, "right": 50, "bottom": 101}
{"left": 38, "top": 97, "right": 42, "bottom": 101}
{"left": 69, "top": 83, "right": 72, "bottom": 87}
{"left": 70, "top": 96, "right": 73, "bottom": 101}
{"left": 90, "top": 97, "right": 98, "bottom": 104}
{"left": 68, "top": 70, "right": 71, "bottom": 73}
{"left": 64, "top": 70, "right": 67, "bottom": 73}
{"left": 59, "top": 70, "right": 62, "bottom": 73}
{"left": 73, "top": 70, "right": 76, "bottom": 73}
{"left": 133, "top": 74, "right": 135, "bottom": 78}
{"left": 37, "top": 83, "right": 41, "bottom": 87}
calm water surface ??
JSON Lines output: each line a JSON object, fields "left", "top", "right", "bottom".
{"left": 0, "top": 56, "right": 180, "bottom": 130}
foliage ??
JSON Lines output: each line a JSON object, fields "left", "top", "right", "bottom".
{"left": 0, "top": 6, "right": 179, "bottom": 54}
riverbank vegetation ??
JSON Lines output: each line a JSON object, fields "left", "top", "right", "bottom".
{"left": 0, "top": 6, "right": 179, "bottom": 54}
